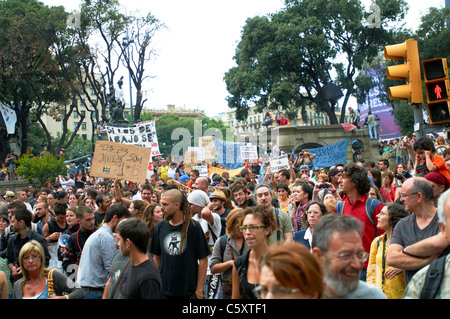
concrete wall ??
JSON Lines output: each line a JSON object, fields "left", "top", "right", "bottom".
{"left": 0, "top": 180, "right": 32, "bottom": 196}
{"left": 276, "top": 124, "right": 382, "bottom": 165}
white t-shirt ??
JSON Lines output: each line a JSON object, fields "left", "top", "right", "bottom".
{"left": 192, "top": 212, "right": 221, "bottom": 276}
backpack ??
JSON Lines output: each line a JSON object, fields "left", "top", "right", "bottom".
{"left": 420, "top": 255, "right": 447, "bottom": 299}
{"left": 336, "top": 197, "right": 381, "bottom": 236}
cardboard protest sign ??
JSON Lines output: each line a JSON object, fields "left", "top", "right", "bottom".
{"left": 184, "top": 151, "right": 199, "bottom": 164}
{"left": 270, "top": 154, "right": 290, "bottom": 172}
{"left": 91, "top": 141, "right": 151, "bottom": 184}
{"left": 193, "top": 165, "right": 208, "bottom": 177}
{"left": 187, "top": 147, "right": 205, "bottom": 162}
{"left": 199, "top": 136, "right": 217, "bottom": 160}
{"left": 105, "top": 121, "right": 160, "bottom": 157}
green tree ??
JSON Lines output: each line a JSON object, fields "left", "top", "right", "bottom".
{"left": 15, "top": 151, "right": 67, "bottom": 187}
{"left": 0, "top": 0, "right": 71, "bottom": 159}
{"left": 153, "top": 114, "right": 230, "bottom": 158}
{"left": 224, "top": 0, "right": 408, "bottom": 124}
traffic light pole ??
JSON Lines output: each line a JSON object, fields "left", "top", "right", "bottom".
{"left": 413, "top": 103, "right": 424, "bottom": 138}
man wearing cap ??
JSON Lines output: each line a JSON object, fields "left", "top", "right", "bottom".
{"left": 187, "top": 190, "right": 222, "bottom": 298}
{"left": 4, "top": 191, "right": 15, "bottom": 203}
{"left": 424, "top": 171, "right": 449, "bottom": 207}
{"left": 209, "top": 190, "right": 232, "bottom": 236}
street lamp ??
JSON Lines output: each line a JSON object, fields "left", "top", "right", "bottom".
{"left": 122, "top": 36, "right": 134, "bottom": 123}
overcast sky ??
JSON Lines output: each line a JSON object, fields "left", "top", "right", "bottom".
{"left": 43, "top": 0, "right": 446, "bottom": 117}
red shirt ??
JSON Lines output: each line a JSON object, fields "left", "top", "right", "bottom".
{"left": 340, "top": 193, "right": 384, "bottom": 268}
{"left": 276, "top": 118, "right": 289, "bottom": 126}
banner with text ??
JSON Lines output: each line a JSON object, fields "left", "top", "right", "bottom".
{"left": 91, "top": 141, "right": 152, "bottom": 184}
{"left": 105, "top": 121, "right": 161, "bottom": 157}
{"left": 308, "top": 138, "right": 350, "bottom": 168}
{"left": 213, "top": 139, "right": 248, "bottom": 169}
{"left": 240, "top": 145, "right": 258, "bottom": 160}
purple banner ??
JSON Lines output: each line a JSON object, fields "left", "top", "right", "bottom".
{"left": 357, "top": 68, "right": 401, "bottom": 140}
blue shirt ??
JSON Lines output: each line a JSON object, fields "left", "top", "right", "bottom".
{"left": 77, "top": 224, "right": 116, "bottom": 288}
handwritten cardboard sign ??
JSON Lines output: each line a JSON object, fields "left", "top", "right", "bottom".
{"left": 91, "top": 141, "right": 151, "bottom": 184}
{"left": 270, "top": 154, "right": 290, "bottom": 173}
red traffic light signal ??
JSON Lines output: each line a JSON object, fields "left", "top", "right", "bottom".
{"left": 422, "top": 58, "right": 450, "bottom": 124}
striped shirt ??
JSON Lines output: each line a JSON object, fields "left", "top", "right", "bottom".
{"left": 403, "top": 255, "right": 450, "bottom": 299}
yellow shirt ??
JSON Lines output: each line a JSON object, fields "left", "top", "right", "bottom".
{"left": 366, "top": 233, "right": 405, "bottom": 299}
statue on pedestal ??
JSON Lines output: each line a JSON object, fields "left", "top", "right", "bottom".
{"left": 107, "top": 76, "right": 129, "bottom": 127}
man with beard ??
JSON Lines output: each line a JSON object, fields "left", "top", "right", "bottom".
{"left": 311, "top": 214, "right": 387, "bottom": 299}
{"left": 150, "top": 189, "right": 210, "bottom": 299}
{"left": 94, "top": 194, "right": 111, "bottom": 227}
{"left": 254, "top": 183, "right": 293, "bottom": 245}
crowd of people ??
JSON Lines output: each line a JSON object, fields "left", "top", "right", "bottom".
{"left": 0, "top": 133, "right": 450, "bottom": 300}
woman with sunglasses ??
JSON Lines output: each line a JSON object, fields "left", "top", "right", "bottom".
{"left": 231, "top": 206, "right": 276, "bottom": 299}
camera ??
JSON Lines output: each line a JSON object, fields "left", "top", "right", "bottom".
{"left": 319, "top": 183, "right": 329, "bottom": 189}
{"left": 396, "top": 171, "right": 412, "bottom": 180}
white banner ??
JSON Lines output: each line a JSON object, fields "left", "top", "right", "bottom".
{"left": 0, "top": 102, "right": 17, "bottom": 134}
{"left": 105, "top": 121, "right": 161, "bottom": 157}
{"left": 193, "top": 165, "right": 208, "bottom": 177}
{"left": 240, "top": 145, "right": 258, "bottom": 160}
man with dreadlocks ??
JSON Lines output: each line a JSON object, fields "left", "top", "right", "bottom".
{"left": 150, "top": 189, "right": 211, "bottom": 299}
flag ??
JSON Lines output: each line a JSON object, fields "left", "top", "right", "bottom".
{"left": 0, "top": 102, "right": 17, "bottom": 134}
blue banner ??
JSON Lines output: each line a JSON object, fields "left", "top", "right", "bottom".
{"left": 213, "top": 139, "right": 248, "bottom": 169}
{"left": 308, "top": 138, "right": 350, "bottom": 168}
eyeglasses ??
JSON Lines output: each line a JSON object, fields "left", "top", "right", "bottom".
{"left": 400, "top": 192, "right": 418, "bottom": 199}
{"left": 239, "top": 225, "right": 265, "bottom": 232}
{"left": 253, "top": 285, "right": 299, "bottom": 299}
{"left": 325, "top": 251, "right": 369, "bottom": 263}
{"left": 23, "top": 255, "right": 40, "bottom": 262}
{"left": 306, "top": 210, "right": 322, "bottom": 216}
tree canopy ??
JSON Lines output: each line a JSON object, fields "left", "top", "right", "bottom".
{"left": 224, "top": 0, "right": 408, "bottom": 124}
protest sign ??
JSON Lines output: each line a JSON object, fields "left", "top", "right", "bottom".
{"left": 308, "top": 138, "right": 350, "bottom": 168}
{"left": 187, "top": 147, "right": 205, "bottom": 162}
{"left": 105, "top": 121, "right": 160, "bottom": 157}
{"left": 199, "top": 136, "right": 217, "bottom": 160}
{"left": 270, "top": 154, "right": 290, "bottom": 172}
{"left": 193, "top": 165, "right": 208, "bottom": 177}
{"left": 91, "top": 141, "right": 151, "bottom": 184}
{"left": 240, "top": 145, "right": 258, "bottom": 160}
{"left": 184, "top": 151, "right": 199, "bottom": 164}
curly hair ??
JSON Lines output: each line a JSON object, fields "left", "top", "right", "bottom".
{"left": 344, "top": 163, "right": 371, "bottom": 195}
{"left": 386, "top": 202, "right": 409, "bottom": 227}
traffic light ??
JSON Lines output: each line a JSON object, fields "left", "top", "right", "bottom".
{"left": 422, "top": 58, "right": 450, "bottom": 124}
{"left": 384, "top": 39, "right": 423, "bottom": 104}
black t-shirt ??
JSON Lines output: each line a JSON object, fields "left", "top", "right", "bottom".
{"left": 94, "top": 211, "right": 105, "bottom": 227}
{"left": 150, "top": 219, "right": 210, "bottom": 297}
{"left": 125, "top": 258, "right": 162, "bottom": 299}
